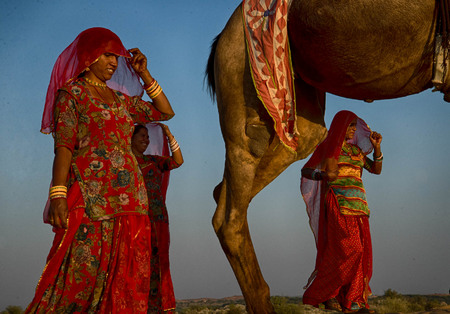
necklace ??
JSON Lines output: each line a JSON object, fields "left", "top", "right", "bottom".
{"left": 91, "top": 84, "right": 120, "bottom": 117}
{"left": 84, "top": 77, "right": 107, "bottom": 88}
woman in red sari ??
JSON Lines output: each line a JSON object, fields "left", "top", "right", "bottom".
{"left": 26, "top": 27, "right": 175, "bottom": 313}
{"left": 300, "top": 110, "right": 383, "bottom": 313}
{"left": 131, "top": 123, "right": 183, "bottom": 313}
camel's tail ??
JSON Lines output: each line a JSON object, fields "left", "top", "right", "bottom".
{"left": 205, "top": 33, "right": 221, "bottom": 101}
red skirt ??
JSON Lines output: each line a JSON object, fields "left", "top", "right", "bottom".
{"left": 148, "top": 219, "right": 176, "bottom": 313}
{"left": 303, "top": 189, "right": 372, "bottom": 310}
{"left": 26, "top": 182, "right": 152, "bottom": 313}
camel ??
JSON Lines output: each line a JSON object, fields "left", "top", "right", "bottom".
{"left": 205, "top": 1, "right": 449, "bottom": 313}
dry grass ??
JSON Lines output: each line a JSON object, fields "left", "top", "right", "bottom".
{"left": 174, "top": 290, "right": 450, "bottom": 314}
{"left": 2, "top": 291, "right": 449, "bottom": 313}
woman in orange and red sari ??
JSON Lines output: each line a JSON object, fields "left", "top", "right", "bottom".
{"left": 26, "top": 27, "right": 175, "bottom": 313}
{"left": 131, "top": 123, "right": 183, "bottom": 313}
{"left": 301, "top": 110, "right": 383, "bottom": 313}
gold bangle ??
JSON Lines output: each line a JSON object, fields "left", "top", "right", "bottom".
{"left": 148, "top": 85, "right": 163, "bottom": 99}
{"left": 50, "top": 185, "right": 67, "bottom": 192}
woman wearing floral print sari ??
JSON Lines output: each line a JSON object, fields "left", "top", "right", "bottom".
{"left": 26, "top": 27, "right": 175, "bottom": 313}
{"left": 131, "top": 123, "right": 183, "bottom": 313}
{"left": 300, "top": 110, "right": 383, "bottom": 313}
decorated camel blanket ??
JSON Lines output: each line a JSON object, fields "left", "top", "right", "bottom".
{"left": 243, "top": 0, "right": 297, "bottom": 151}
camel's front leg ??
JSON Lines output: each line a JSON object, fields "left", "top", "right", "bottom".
{"left": 212, "top": 149, "right": 275, "bottom": 314}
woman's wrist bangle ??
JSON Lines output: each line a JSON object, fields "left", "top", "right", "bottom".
{"left": 49, "top": 193, "right": 67, "bottom": 200}
{"left": 143, "top": 79, "right": 156, "bottom": 90}
{"left": 144, "top": 80, "right": 163, "bottom": 99}
{"left": 374, "top": 152, "right": 383, "bottom": 161}
{"left": 311, "top": 169, "right": 323, "bottom": 180}
{"left": 169, "top": 138, "right": 180, "bottom": 152}
{"left": 49, "top": 185, "right": 68, "bottom": 199}
{"left": 50, "top": 185, "right": 67, "bottom": 192}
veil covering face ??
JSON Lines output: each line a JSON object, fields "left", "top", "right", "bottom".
{"left": 41, "top": 27, "right": 144, "bottom": 134}
{"left": 300, "top": 110, "right": 373, "bottom": 244}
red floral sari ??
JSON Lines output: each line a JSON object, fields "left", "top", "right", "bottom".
{"left": 27, "top": 182, "right": 152, "bottom": 313}
{"left": 27, "top": 28, "right": 172, "bottom": 313}
{"left": 135, "top": 124, "right": 181, "bottom": 313}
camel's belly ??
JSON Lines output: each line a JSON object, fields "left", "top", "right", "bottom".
{"left": 287, "top": 0, "right": 436, "bottom": 99}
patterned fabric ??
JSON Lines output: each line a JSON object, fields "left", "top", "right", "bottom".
{"left": 27, "top": 80, "right": 171, "bottom": 313}
{"left": 329, "top": 143, "right": 374, "bottom": 216}
{"left": 26, "top": 183, "right": 152, "bottom": 313}
{"left": 301, "top": 111, "right": 373, "bottom": 244}
{"left": 135, "top": 154, "right": 180, "bottom": 312}
{"left": 301, "top": 111, "right": 376, "bottom": 310}
{"left": 41, "top": 27, "right": 143, "bottom": 134}
{"left": 54, "top": 78, "right": 173, "bottom": 220}
{"left": 302, "top": 189, "right": 372, "bottom": 310}
{"left": 243, "top": 0, "right": 297, "bottom": 151}
{"left": 135, "top": 155, "right": 180, "bottom": 222}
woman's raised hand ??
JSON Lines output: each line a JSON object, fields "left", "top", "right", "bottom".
{"left": 370, "top": 131, "right": 382, "bottom": 147}
{"left": 128, "top": 48, "right": 148, "bottom": 75}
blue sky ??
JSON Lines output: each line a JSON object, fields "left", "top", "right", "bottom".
{"left": 1, "top": 0, "right": 449, "bottom": 310}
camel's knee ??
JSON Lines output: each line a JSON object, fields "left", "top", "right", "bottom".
{"left": 214, "top": 218, "right": 246, "bottom": 255}
{"left": 213, "top": 181, "right": 223, "bottom": 204}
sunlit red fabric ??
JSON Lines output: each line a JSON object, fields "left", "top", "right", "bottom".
{"left": 243, "top": 0, "right": 297, "bottom": 151}
{"left": 26, "top": 182, "right": 152, "bottom": 313}
{"left": 137, "top": 123, "right": 177, "bottom": 311}
{"left": 301, "top": 110, "right": 373, "bottom": 242}
{"left": 300, "top": 110, "right": 374, "bottom": 309}
{"left": 41, "top": 27, "right": 143, "bottom": 134}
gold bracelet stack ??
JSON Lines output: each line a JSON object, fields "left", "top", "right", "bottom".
{"left": 169, "top": 138, "right": 180, "bottom": 152}
{"left": 144, "top": 79, "right": 163, "bottom": 99}
{"left": 49, "top": 185, "right": 67, "bottom": 200}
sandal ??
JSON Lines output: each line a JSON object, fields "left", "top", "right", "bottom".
{"left": 343, "top": 302, "right": 361, "bottom": 313}
{"left": 343, "top": 303, "right": 376, "bottom": 313}
{"left": 324, "top": 298, "right": 342, "bottom": 311}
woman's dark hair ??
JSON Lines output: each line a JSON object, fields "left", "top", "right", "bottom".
{"left": 133, "top": 124, "right": 147, "bottom": 136}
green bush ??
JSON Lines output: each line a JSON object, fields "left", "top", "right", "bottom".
{"left": 226, "top": 303, "right": 246, "bottom": 314}
{"left": 271, "top": 296, "right": 304, "bottom": 314}
{"left": 0, "top": 306, "right": 24, "bottom": 314}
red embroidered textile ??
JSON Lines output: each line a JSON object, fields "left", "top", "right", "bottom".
{"left": 243, "top": 0, "right": 297, "bottom": 151}
{"left": 29, "top": 28, "right": 170, "bottom": 313}
{"left": 134, "top": 124, "right": 181, "bottom": 312}
{"left": 301, "top": 111, "right": 373, "bottom": 243}
{"left": 26, "top": 182, "right": 152, "bottom": 313}
{"left": 52, "top": 79, "right": 172, "bottom": 220}
{"left": 300, "top": 111, "right": 374, "bottom": 309}
{"left": 41, "top": 27, "right": 143, "bottom": 134}
{"left": 302, "top": 190, "right": 372, "bottom": 309}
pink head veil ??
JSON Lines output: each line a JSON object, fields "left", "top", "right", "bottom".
{"left": 301, "top": 110, "right": 373, "bottom": 243}
{"left": 41, "top": 27, "right": 143, "bottom": 134}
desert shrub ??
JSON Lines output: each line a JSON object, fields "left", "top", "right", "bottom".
{"left": 383, "top": 288, "right": 402, "bottom": 299}
{"left": 178, "top": 304, "right": 209, "bottom": 314}
{"left": 226, "top": 303, "right": 246, "bottom": 314}
{"left": 407, "top": 295, "right": 442, "bottom": 312}
{"left": 372, "top": 290, "right": 445, "bottom": 313}
{"left": 0, "top": 306, "right": 24, "bottom": 314}
{"left": 271, "top": 296, "right": 304, "bottom": 314}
